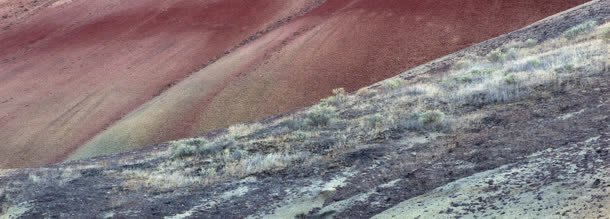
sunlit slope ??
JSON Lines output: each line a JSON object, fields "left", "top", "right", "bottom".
{"left": 71, "top": 0, "right": 589, "bottom": 160}
{"left": 0, "top": 0, "right": 315, "bottom": 168}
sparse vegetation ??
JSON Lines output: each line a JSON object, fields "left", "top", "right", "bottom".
{"left": 361, "top": 113, "right": 385, "bottom": 131}
{"left": 505, "top": 48, "right": 519, "bottom": 60}
{"left": 603, "top": 28, "right": 610, "bottom": 42}
{"left": 503, "top": 74, "right": 517, "bottom": 85}
{"left": 454, "top": 59, "right": 472, "bottom": 70}
{"left": 524, "top": 38, "right": 538, "bottom": 47}
{"left": 487, "top": 49, "right": 506, "bottom": 63}
{"left": 117, "top": 21, "right": 608, "bottom": 191}
{"left": 305, "top": 105, "right": 337, "bottom": 127}
{"left": 321, "top": 88, "right": 348, "bottom": 106}
{"left": 563, "top": 20, "right": 598, "bottom": 39}
{"left": 170, "top": 137, "right": 234, "bottom": 159}
{"left": 228, "top": 123, "right": 263, "bottom": 139}
{"left": 382, "top": 78, "right": 403, "bottom": 90}
{"left": 402, "top": 110, "right": 447, "bottom": 131}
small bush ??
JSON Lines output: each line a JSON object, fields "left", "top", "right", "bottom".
{"left": 306, "top": 105, "right": 337, "bottom": 127}
{"left": 288, "top": 131, "right": 311, "bottom": 141}
{"left": 471, "top": 69, "right": 494, "bottom": 77}
{"left": 563, "top": 20, "right": 598, "bottom": 39}
{"left": 554, "top": 64, "right": 575, "bottom": 73}
{"left": 362, "top": 113, "right": 384, "bottom": 129}
{"left": 235, "top": 152, "right": 306, "bottom": 176}
{"left": 453, "top": 83, "right": 524, "bottom": 106}
{"left": 506, "top": 48, "right": 519, "bottom": 60}
{"left": 457, "top": 75, "right": 473, "bottom": 83}
{"left": 402, "top": 84, "right": 439, "bottom": 96}
{"left": 603, "top": 28, "right": 610, "bottom": 42}
{"left": 170, "top": 143, "right": 197, "bottom": 158}
{"left": 487, "top": 49, "right": 506, "bottom": 63}
{"left": 170, "top": 137, "right": 235, "bottom": 159}
{"left": 382, "top": 78, "right": 402, "bottom": 90}
{"left": 420, "top": 110, "right": 445, "bottom": 126}
{"left": 503, "top": 74, "right": 518, "bottom": 85}
{"left": 333, "top": 87, "right": 347, "bottom": 96}
{"left": 454, "top": 59, "right": 472, "bottom": 70}
{"left": 527, "top": 59, "right": 542, "bottom": 69}
{"left": 228, "top": 123, "right": 262, "bottom": 138}
{"left": 356, "top": 88, "right": 376, "bottom": 98}
{"left": 280, "top": 118, "right": 307, "bottom": 130}
{"left": 510, "top": 58, "right": 547, "bottom": 72}
{"left": 402, "top": 110, "right": 446, "bottom": 131}
{"left": 524, "top": 38, "right": 538, "bottom": 47}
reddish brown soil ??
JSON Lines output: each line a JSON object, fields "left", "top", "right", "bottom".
{"left": 0, "top": 0, "right": 589, "bottom": 168}
{"left": 0, "top": 0, "right": 315, "bottom": 168}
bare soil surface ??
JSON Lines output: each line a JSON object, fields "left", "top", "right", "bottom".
{"left": 0, "top": 0, "right": 317, "bottom": 168}
{"left": 0, "top": 0, "right": 589, "bottom": 168}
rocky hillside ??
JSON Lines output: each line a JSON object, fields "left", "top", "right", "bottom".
{"left": 1, "top": 0, "right": 609, "bottom": 218}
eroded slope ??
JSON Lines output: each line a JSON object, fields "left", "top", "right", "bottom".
{"left": 69, "top": 0, "right": 589, "bottom": 161}
{"left": 0, "top": 1, "right": 608, "bottom": 218}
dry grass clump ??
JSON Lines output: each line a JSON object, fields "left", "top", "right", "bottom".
{"left": 225, "top": 152, "right": 309, "bottom": 177}
{"left": 25, "top": 168, "right": 83, "bottom": 187}
{"left": 321, "top": 88, "right": 348, "bottom": 106}
{"left": 228, "top": 123, "right": 263, "bottom": 139}
{"left": 399, "top": 84, "right": 440, "bottom": 97}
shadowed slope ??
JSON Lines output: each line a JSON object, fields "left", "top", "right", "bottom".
{"left": 0, "top": 0, "right": 316, "bottom": 168}
{"left": 70, "top": 0, "right": 589, "bottom": 160}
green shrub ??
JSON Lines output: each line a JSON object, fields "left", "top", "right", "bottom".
{"left": 603, "top": 28, "right": 610, "bottom": 42}
{"left": 382, "top": 78, "right": 402, "bottom": 90}
{"left": 506, "top": 48, "right": 519, "bottom": 60}
{"left": 454, "top": 59, "right": 472, "bottom": 70}
{"left": 477, "top": 69, "right": 494, "bottom": 76}
{"left": 289, "top": 131, "right": 310, "bottom": 141}
{"left": 170, "top": 139, "right": 206, "bottom": 158}
{"left": 527, "top": 59, "right": 542, "bottom": 69}
{"left": 524, "top": 38, "right": 538, "bottom": 47}
{"left": 487, "top": 49, "right": 506, "bottom": 63}
{"left": 563, "top": 20, "right": 598, "bottom": 39}
{"left": 280, "top": 118, "right": 307, "bottom": 130}
{"left": 420, "top": 110, "right": 445, "bottom": 126}
{"left": 457, "top": 75, "right": 473, "bottom": 83}
{"left": 170, "top": 137, "right": 235, "bottom": 159}
{"left": 503, "top": 74, "right": 518, "bottom": 85}
{"left": 555, "top": 64, "right": 575, "bottom": 73}
{"left": 363, "top": 113, "right": 384, "bottom": 129}
{"left": 402, "top": 110, "right": 446, "bottom": 131}
{"left": 228, "top": 123, "right": 262, "bottom": 139}
{"left": 306, "top": 105, "right": 337, "bottom": 127}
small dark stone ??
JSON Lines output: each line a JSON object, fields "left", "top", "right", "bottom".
{"left": 591, "top": 179, "right": 601, "bottom": 188}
